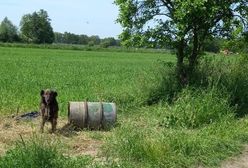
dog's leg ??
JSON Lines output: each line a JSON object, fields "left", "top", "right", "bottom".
{"left": 40, "top": 118, "right": 45, "bottom": 133}
{"left": 51, "top": 118, "right": 57, "bottom": 133}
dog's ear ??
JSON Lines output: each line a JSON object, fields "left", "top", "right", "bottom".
{"left": 53, "top": 91, "right": 58, "bottom": 97}
{"left": 40, "top": 90, "right": 44, "bottom": 97}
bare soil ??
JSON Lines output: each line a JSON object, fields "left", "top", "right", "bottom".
{"left": 220, "top": 145, "right": 248, "bottom": 168}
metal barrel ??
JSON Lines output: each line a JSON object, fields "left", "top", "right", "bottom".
{"left": 102, "top": 102, "right": 117, "bottom": 128}
{"left": 68, "top": 101, "right": 117, "bottom": 129}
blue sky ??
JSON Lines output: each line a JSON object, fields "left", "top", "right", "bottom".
{"left": 0, "top": 0, "right": 122, "bottom": 38}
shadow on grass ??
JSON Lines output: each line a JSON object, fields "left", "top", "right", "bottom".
{"left": 57, "top": 122, "right": 118, "bottom": 138}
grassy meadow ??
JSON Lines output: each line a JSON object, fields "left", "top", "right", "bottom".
{"left": 0, "top": 46, "right": 174, "bottom": 115}
{"left": 1, "top": 46, "right": 248, "bottom": 167}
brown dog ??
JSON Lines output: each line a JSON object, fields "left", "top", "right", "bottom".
{"left": 40, "top": 89, "right": 59, "bottom": 133}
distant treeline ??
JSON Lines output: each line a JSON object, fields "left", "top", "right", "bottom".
{"left": 0, "top": 9, "right": 120, "bottom": 48}
{"left": 54, "top": 32, "right": 120, "bottom": 47}
{"left": 0, "top": 9, "right": 247, "bottom": 52}
{"left": 0, "top": 42, "right": 172, "bottom": 54}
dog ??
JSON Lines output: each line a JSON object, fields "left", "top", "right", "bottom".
{"left": 40, "top": 89, "right": 59, "bottom": 133}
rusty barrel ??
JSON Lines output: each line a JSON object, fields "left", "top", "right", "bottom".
{"left": 68, "top": 101, "right": 117, "bottom": 129}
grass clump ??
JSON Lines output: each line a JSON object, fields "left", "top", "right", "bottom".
{"left": 160, "top": 88, "right": 234, "bottom": 129}
{"left": 192, "top": 54, "right": 248, "bottom": 117}
{"left": 0, "top": 135, "right": 92, "bottom": 168}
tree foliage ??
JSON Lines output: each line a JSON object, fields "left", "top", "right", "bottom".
{"left": 54, "top": 32, "right": 119, "bottom": 47}
{"left": 0, "top": 17, "right": 19, "bottom": 42}
{"left": 100, "top": 37, "right": 118, "bottom": 48}
{"left": 88, "top": 35, "right": 101, "bottom": 45}
{"left": 115, "top": 0, "right": 248, "bottom": 84}
{"left": 20, "top": 9, "right": 54, "bottom": 44}
{"left": 221, "top": 24, "right": 248, "bottom": 53}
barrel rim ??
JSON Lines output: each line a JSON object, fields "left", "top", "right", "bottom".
{"left": 112, "top": 103, "right": 117, "bottom": 122}
{"left": 84, "top": 101, "right": 88, "bottom": 127}
{"left": 102, "top": 102, "right": 117, "bottom": 122}
{"left": 68, "top": 102, "right": 70, "bottom": 123}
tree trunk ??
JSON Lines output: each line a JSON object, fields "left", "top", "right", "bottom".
{"left": 188, "top": 28, "right": 199, "bottom": 74}
{"left": 176, "top": 39, "right": 188, "bottom": 86}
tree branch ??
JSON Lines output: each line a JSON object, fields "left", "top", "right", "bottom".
{"left": 160, "top": 0, "right": 174, "bottom": 16}
{"left": 233, "top": 14, "right": 248, "bottom": 28}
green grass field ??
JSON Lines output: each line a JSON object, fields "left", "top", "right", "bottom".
{"left": 0, "top": 47, "right": 175, "bottom": 115}
{"left": 1, "top": 46, "right": 248, "bottom": 168}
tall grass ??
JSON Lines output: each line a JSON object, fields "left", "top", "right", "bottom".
{"left": 160, "top": 88, "right": 234, "bottom": 129}
{"left": 103, "top": 54, "right": 248, "bottom": 167}
{"left": 148, "top": 54, "right": 248, "bottom": 116}
{"left": 104, "top": 88, "right": 248, "bottom": 167}
{"left": 0, "top": 135, "right": 92, "bottom": 168}
{"left": 193, "top": 55, "right": 248, "bottom": 116}
{"left": 146, "top": 61, "right": 180, "bottom": 104}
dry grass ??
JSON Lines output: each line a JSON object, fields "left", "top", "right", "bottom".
{"left": 0, "top": 116, "right": 105, "bottom": 158}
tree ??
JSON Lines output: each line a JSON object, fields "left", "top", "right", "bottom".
{"left": 54, "top": 32, "right": 90, "bottom": 45}
{"left": 54, "top": 32, "right": 64, "bottom": 43}
{"left": 221, "top": 23, "right": 248, "bottom": 53}
{"left": 20, "top": 9, "right": 54, "bottom": 44}
{"left": 202, "top": 37, "right": 222, "bottom": 53}
{"left": 88, "top": 35, "right": 101, "bottom": 45}
{"left": 78, "top": 34, "right": 89, "bottom": 45}
{"left": 100, "top": 37, "right": 118, "bottom": 48}
{"left": 63, "top": 32, "right": 80, "bottom": 44}
{"left": 0, "top": 17, "right": 19, "bottom": 42}
{"left": 115, "top": 0, "right": 248, "bottom": 84}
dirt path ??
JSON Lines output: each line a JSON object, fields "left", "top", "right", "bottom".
{"left": 220, "top": 145, "right": 248, "bottom": 168}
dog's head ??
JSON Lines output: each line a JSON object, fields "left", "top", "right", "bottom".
{"left": 40, "top": 89, "right": 57, "bottom": 105}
